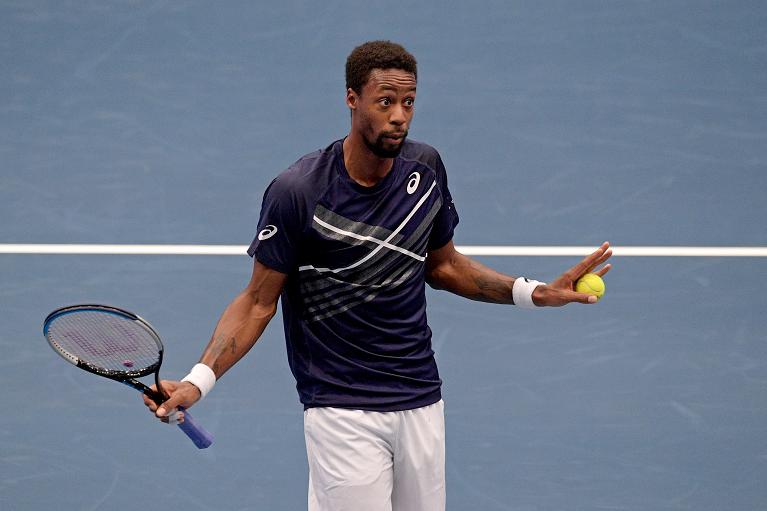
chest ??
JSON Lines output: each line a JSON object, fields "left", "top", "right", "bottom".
{"left": 301, "top": 170, "right": 441, "bottom": 271}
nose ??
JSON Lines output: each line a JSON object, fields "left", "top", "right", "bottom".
{"left": 389, "top": 104, "right": 406, "bottom": 126}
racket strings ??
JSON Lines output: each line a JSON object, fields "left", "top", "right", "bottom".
{"left": 47, "top": 311, "right": 160, "bottom": 372}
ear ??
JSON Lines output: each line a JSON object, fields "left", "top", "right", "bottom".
{"left": 345, "top": 88, "right": 358, "bottom": 111}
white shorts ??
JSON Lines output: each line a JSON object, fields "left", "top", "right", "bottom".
{"left": 304, "top": 400, "right": 445, "bottom": 511}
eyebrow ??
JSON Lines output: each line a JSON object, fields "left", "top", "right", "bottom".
{"left": 377, "top": 84, "right": 417, "bottom": 93}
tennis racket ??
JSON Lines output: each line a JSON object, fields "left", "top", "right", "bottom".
{"left": 43, "top": 304, "right": 213, "bottom": 449}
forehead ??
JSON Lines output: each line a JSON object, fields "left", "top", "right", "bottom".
{"left": 364, "top": 68, "right": 417, "bottom": 92}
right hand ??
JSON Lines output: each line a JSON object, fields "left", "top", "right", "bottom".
{"left": 142, "top": 380, "right": 202, "bottom": 424}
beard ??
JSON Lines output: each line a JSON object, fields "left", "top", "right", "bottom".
{"left": 363, "top": 129, "right": 408, "bottom": 158}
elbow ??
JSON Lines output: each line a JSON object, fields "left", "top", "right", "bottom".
{"left": 252, "top": 302, "right": 278, "bottom": 322}
{"left": 249, "top": 296, "right": 278, "bottom": 322}
{"left": 242, "top": 288, "right": 279, "bottom": 322}
{"left": 425, "top": 267, "right": 447, "bottom": 291}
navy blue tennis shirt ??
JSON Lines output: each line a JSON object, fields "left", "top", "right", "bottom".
{"left": 248, "top": 138, "right": 459, "bottom": 411}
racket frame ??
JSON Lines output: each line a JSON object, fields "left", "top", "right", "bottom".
{"left": 43, "top": 304, "right": 213, "bottom": 448}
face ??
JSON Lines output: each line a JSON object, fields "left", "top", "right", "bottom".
{"left": 347, "top": 68, "right": 416, "bottom": 158}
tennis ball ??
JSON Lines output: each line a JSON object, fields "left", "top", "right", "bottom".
{"left": 575, "top": 273, "right": 605, "bottom": 301}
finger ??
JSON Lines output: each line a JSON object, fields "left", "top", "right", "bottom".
{"left": 142, "top": 394, "right": 158, "bottom": 411}
{"left": 156, "top": 380, "right": 177, "bottom": 400}
{"left": 588, "top": 249, "right": 613, "bottom": 273}
{"left": 143, "top": 383, "right": 162, "bottom": 405}
{"left": 585, "top": 243, "right": 611, "bottom": 269}
{"left": 577, "top": 249, "right": 613, "bottom": 279}
{"left": 566, "top": 242, "right": 610, "bottom": 280}
{"left": 594, "top": 263, "right": 612, "bottom": 278}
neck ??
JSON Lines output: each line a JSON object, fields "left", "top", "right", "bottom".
{"left": 343, "top": 133, "right": 394, "bottom": 187}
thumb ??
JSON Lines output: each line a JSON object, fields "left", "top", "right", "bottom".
{"left": 156, "top": 393, "right": 185, "bottom": 418}
{"left": 555, "top": 288, "right": 598, "bottom": 305}
{"left": 573, "top": 292, "right": 599, "bottom": 304}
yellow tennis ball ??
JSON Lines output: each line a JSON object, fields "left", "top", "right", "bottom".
{"left": 575, "top": 273, "right": 605, "bottom": 301}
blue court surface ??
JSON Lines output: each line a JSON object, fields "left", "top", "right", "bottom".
{"left": 2, "top": 2, "right": 766, "bottom": 510}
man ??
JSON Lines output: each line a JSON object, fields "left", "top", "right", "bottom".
{"left": 144, "top": 40, "right": 612, "bottom": 511}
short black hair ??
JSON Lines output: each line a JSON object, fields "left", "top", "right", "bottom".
{"left": 345, "top": 40, "right": 417, "bottom": 95}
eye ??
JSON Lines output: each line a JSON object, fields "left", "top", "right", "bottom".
{"left": 380, "top": 97, "right": 391, "bottom": 106}
{"left": 404, "top": 97, "right": 415, "bottom": 107}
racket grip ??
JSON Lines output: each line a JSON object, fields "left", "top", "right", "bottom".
{"left": 177, "top": 407, "right": 214, "bottom": 449}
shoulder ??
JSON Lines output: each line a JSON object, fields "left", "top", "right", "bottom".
{"left": 266, "top": 141, "right": 342, "bottom": 199}
{"left": 398, "top": 139, "right": 444, "bottom": 173}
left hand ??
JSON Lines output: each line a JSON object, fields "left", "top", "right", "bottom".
{"left": 532, "top": 242, "right": 613, "bottom": 307}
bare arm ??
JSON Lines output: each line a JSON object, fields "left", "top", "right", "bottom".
{"left": 425, "top": 240, "right": 516, "bottom": 303}
{"left": 425, "top": 240, "right": 612, "bottom": 307}
{"left": 144, "top": 260, "right": 287, "bottom": 417}
{"left": 199, "top": 260, "right": 287, "bottom": 378}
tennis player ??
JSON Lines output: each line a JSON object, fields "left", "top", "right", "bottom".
{"left": 144, "top": 40, "right": 612, "bottom": 511}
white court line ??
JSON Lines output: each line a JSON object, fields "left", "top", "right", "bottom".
{"left": 0, "top": 244, "right": 766, "bottom": 257}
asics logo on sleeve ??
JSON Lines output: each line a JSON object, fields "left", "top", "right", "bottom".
{"left": 406, "top": 172, "right": 420, "bottom": 194}
{"left": 258, "top": 225, "right": 278, "bottom": 240}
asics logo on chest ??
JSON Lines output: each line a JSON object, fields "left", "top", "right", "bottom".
{"left": 406, "top": 172, "right": 420, "bottom": 194}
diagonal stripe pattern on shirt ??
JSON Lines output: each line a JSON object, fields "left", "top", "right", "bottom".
{"left": 301, "top": 205, "right": 440, "bottom": 321}
{"left": 300, "top": 181, "right": 437, "bottom": 275}
{"left": 299, "top": 183, "right": 442, "bottom": 322}
{"left": 302, "top": 199, "right": 441, "bottom": 297}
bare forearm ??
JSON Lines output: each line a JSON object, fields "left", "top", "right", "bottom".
{"left": 426, "top": 240, "right": 613, "bottom": 308}
{"left": 199, "top": 290, "right": 277, "bottom": 378}
{"left": 144, "top": 262, "right": 285, "bottom": 418}
{"left": 426, "top": 250, "right": 516, "bottom": 304}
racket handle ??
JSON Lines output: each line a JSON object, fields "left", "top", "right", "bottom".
{"left": 177, "top": 407, "right": 214, "bottom": 449}
{"left": 139, "top": 385, "right": 213, "bottom": 449}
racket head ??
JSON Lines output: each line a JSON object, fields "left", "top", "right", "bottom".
{"left": 43, "top": 304, "right": 163, "bottom": 380}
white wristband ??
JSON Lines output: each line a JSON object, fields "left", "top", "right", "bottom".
{"left": 512, "top": 278, "right": 546, "bottom": 309}
{"left": 181, "top": 363, "right": 216, "bottom": 400}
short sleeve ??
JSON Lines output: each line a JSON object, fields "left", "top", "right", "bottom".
{"left": 428, "top": 153, "right": 460, "bottom": 250}
{"left": 247, "top": 175, "right": 305, "bottom": 273}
